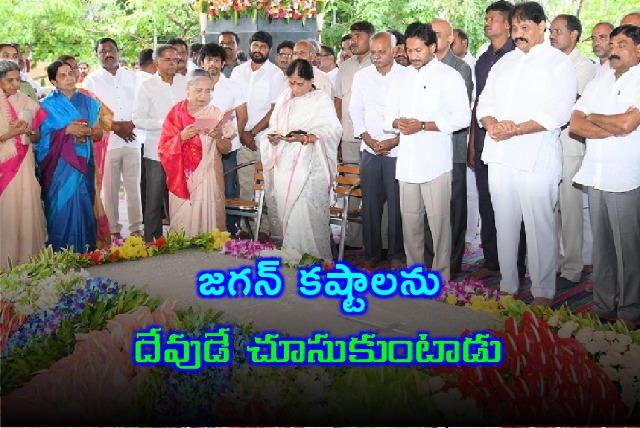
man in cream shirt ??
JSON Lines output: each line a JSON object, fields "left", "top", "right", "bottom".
{"left": 549, "top": 14, "right": 596, "bottom": 287}
{"left": 385, "top": 22, "right": 470, "bottom": 280}
{"left": 477, "top": 1, "right": 576, "bottom": 306}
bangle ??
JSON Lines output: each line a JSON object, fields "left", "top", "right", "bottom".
{"left": 304, "top": 134, "right": 310, "bottom": 145}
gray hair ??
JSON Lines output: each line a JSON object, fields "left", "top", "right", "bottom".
{"left": 307, "top": 39, "right": 321, "bottom": 56}
{"left": 0, "top": 59, "right": 20, "bottom": 79}
{"left": 186, "top": 68, "right": 213, "bottom": 86}
{"left": 370, "top": 31, "right": 397, "bottom": 49}
{"left": 152, "top": 44, "right": 178, "bottom": 61}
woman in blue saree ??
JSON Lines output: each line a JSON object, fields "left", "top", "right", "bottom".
{"left": 36, "top": 61, "right": 104, "bottom": 252}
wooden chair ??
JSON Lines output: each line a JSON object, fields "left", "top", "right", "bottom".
{"left": 329, "top": 163, "right": 362, "bottom": 260}
{"left": 224, "top": 161, "right": 265, "bottom": 241}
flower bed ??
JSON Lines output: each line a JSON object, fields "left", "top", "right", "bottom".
{"left": 2, "top": 233, "right": 639, "bottom": 423}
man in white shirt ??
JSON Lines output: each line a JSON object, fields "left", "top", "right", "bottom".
{"left": 134, "top": 48, "right": 156, "bottom": 220}
{"left": 570, "top": 25, "right": 640, "bottom": 332}
{"left": 132, "top": 45, "right": 188, "bottom": 242}
{"left": 549, "top": 14, "right": 596, "bottom": 287}
{"left": 319, "top": 45, "right": 339, "bottom": 90}
{"left": 230, "top": 31, "right": 286, "bottom": 205}
{"left": 350, "top": 32, "right": 405, "bottom": 270}
{"left": 335, "top": 21, "right": 375, "bottom": 248}
{"left": 292, "top": 40, "right": 334, "bottom": 97}
{"left": 199, "top": 43, "right": 248, "bottom": 235}
{"left": 385, "top": 22, "right": 471, "bottom": 280}
{"left": 187, "top": 42, "right": 202, "bottom": 72}
{"left": 591, "top": 22, "right": 614, "bottom": 77}
{"left": 83, "top": 37, "right": 143, "bottom": 240}
{"left": 477, "top": 1, "right": 577, "bottom": 306}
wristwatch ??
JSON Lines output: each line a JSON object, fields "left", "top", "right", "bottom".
{"left": 420, "top": 122, "right": 426, "bottom": 131}
{"left": 249, "top": 130, "right": 257, "bottom": 138}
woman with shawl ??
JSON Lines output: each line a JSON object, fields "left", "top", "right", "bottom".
{"left": 0, "top": 60, "right": 47, "bottom": 268}
{"left": 261, "top": 59, "right": 342, "bottom": 261}
{"left": 36, "top": 61, "right": 104, "bottom": 252}
{"left": 158, "top": 69, "right": 234, "bottom": 236}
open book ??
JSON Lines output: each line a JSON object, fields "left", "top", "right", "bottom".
{"left": 192, "top": 108, "right": 235, "bottom": 132}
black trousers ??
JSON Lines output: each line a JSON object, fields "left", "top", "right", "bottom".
{"left": 360, "top": 151, "right": 404, "bottom": 261}
{"left": 143, "top": 158, "right": 167, "bottom": 243}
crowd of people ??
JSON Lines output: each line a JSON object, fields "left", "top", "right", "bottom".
{"left": 0, "top": 3, "right": 639, "bottom": 329}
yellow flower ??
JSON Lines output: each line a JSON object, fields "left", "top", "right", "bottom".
{"left": 444, "top": 295, "right": 458, "bottom": 305}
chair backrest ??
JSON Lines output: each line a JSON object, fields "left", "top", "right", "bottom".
{"left": 334, "top": 163, "right": 361, "bottom": 199}
{"left": 253, "top": 162, "right": 264, "bottom": 201}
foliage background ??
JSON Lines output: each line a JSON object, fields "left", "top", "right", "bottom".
{"left": 1, "top": 0, "right": 638, "bottom": 73}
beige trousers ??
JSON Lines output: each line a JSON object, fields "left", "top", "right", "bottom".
{"left": 399, "top": 172, "right": 452, "bottom": 280}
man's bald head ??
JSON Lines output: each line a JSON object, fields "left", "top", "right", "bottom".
{"left": 621, "top": 12, "right": 640, "bottom": 27}
{"left": 432, "top": 19, "right": 454, "bottom": 59}
{"left": 293, "top": 40, "right": 316, "bottom": 63}
{"left": 371, "top": 31, "right": 396, "bottom": 50}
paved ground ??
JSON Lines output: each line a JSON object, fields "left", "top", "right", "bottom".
{"left": 88, "top": 248, "right": 498, "bottom": 337}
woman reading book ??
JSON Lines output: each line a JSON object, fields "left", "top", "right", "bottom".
{"left": 158, "top": 69, "right": 235, "bottom": 236}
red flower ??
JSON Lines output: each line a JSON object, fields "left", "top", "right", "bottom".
{"left": 154, "top": 236, "right": 166, "bottom": 249}
{"left": 433, "top": 312, "right": 629, "bottom": 422}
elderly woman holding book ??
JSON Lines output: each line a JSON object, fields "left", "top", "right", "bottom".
{"left": 158, "top": 69, "right": 234, "bottom": 236}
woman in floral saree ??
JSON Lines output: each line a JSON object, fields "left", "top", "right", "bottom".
{"left": 158, "top": 69, "right": 233, "bottom": 236}
{"left": 0, "top": 60, "right": 47, "bottom": 268}
{"left": 36, "top": 61, "right": 104, "bottom": 252}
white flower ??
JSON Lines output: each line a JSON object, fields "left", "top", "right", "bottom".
{"left": 617, "top": 334, "right": 633, "bottom": 347}
{"left": 574, "top": 327, "right": 594, "bottom": 344}
{"left": 548, "top": 314, "right": 560, "bottom": 327}
{"left": 609, "top": 340, "right": 630, "bottom": 354}
{"left": 602, "top": 366, "right": 619, "bottom": 381}
{"left": 599, "top": 353, "right": 613, "bottom": 367}
{"left": 584, "top": 340, "right": 602, "bottom": 355}
{"left": 604, "top": 330, "right": 618, "bottom": 342}
{"left": 427, "top": 376, "right": 445, "bottom": 392}
{"left": 592, "top": 330, "right": 606, "bottom": 341}
{"left": 558, "top": 321, "right": 578, "bottom": 338}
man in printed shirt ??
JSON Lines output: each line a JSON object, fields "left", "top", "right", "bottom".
{"left": 476, "top": 1, "right": 576, "bottom": 306}
{"left": 132, "top": 45, "right": 188, "bottom": 242}
{"left": 570, "top": 24, "right": 640, "bottom": 331}
{"left": 83, "top": 37, "right": 143, "bottom": 240}
{"left": 385, "top": 22, "right": 470, "bottom": 280}
{"left": 350, "top": 31, "right": 405, "bottom": 270}
{"left": 549, "top": 14, "right": 596, "bottom": 288}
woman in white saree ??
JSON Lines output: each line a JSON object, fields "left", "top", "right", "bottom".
{"left": 261, "top": 59, "right": 342, "bottom": 260}
{"left": 158, "top": 69, "right": 234, "bottom": 236}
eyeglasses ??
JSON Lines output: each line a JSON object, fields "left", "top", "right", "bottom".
{"left": 278, "top": 53, "right": 293, "bottom": 58}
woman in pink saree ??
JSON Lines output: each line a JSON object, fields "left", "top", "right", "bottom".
{"left": 158, "top": 69, "right": 234, "bottom": 236}
{"left": 0, "top": 60, "right": 47, "bottom": 268}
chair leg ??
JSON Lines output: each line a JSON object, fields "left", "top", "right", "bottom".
{"left": 338, "top": 220, "right": 347, "bottom": 260}
{"left": 244, "top": 217, "right": 254, "bottom": 240}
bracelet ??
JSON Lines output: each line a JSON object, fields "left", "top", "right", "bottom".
{"left": 303, "top": 134, "right": 310, "bottom": 145}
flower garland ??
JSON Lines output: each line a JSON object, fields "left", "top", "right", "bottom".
{"left": 194, "top": 0, "right": 326, "bottom": 23}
